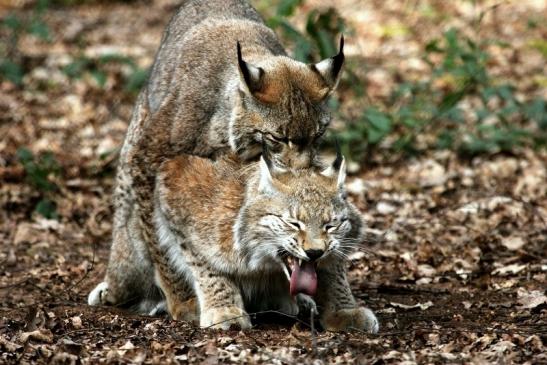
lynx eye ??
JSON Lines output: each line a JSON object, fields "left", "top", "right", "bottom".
{"left": 324, "top": 217, "right": 348, "bottom": 232}
{"left": 324, "top": 223, "right": 337, "bottom": 232}
{"left": 267, "top": 133, "right": 288, "bottom": 144}
{"left": 283, "top": 219, "right": 303, "bottom": 231}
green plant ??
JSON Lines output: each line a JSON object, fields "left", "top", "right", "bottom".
{"left": 0, "top": 0, "right": 52, "bottom": 85}
{"left": 337, "top": 28, "right": 546, "bottom": 161}
{"left": 62, "top": 53, "right": 148, "bottom": 93}
{"left": 262, "top": 3, "right": 546, "bottom": 162}
{"left": 267, "top": 0, "right": 345, "bottom": 62}
{"left": 16, "top": 148, "right": 61, "bottom": 219}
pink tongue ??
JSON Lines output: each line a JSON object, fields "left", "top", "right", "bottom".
{"left": 290, "top": 261, "right": 317, "bottom": 297}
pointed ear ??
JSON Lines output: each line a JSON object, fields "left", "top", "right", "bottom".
{"left": 321, "top": 140, "right": 346, "bottom": 188}
{"left": 258, "top": 140, "right": 274, "bottom": 193}
{"left": 312, "top": 35, "right": 345, "bottom": 91}
{"left": 335, "top": 157, "right": 346, "bottom": 188}
{"left": 237, "top": 41, "right": 264, "bottom": 95}
{"left": 258, "top": 155, "right": 276, "bottom": 193}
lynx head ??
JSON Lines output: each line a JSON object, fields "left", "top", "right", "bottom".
{"left": 236, "top": 144, "right": 362, "bottom": 297}
{"left": 229, "top": 37, "right": 345, "bottom": 169}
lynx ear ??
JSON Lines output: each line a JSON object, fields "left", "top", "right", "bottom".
{"left": 237, "top": 41, "right": 264, "bottom": 95}
{"left": 312, "top": 35, "right": 345, "bottom": 90}
{"left": 258, "top": 141, "right": 276, "bottom": 193}
{"left": 321, "top": 141, "right": 346, "bottom": 188}
{"left": 258, "top": 156, "right": 275, "bottom": 193}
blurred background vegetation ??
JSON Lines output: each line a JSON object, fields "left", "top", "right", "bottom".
{"left": 256, "top": 0, "right": 546, "bottom": 163}
{"left": 1, "top": 0, "right": 546, "bottom": 218}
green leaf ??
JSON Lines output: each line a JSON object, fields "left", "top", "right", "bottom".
{"left": 276, "top": 0, "right": 303, "bottom": 17}
{"left": 425, "top": 39, "right": 443, "bottom": 53}
{"left": 315, "top": 29, "right": 336, "bottom": 59}
{"left": 528, "top": 39, "right": 547, "bottom": 58}
{"left": 17, "top": 149, "right": 59, "bottom": 192}
{"left": 35, "top": 0, "right": 50, "bottom": 14}
{"left": 0, "top": 60, "right": 24, "bottom": 85}
{"left": 16, "top": 147, "right": 34, "bottom": 163}
{"left": 28, "top": 20, "right": 50, "bottom": 41}
{"left": 40, "top": 152, "right": 60, "bottom": 175}
{"left": 393, "top": 134, "right": 417, "bottom": 153}
{"left": 3, "top": 14, "right": 22, "bottom": 30}
{"left": 497, "top": 84, "right": 515, "bottom": 101}
{"left": 63, "top": 57, "right": 90, "bottom": 78}
{"left": 443, "top": 106, "right": 464, "bottom": 123}
{"left": 436, "top": 130, "right": 454, "bottom": 149}
{"left": 35, "top": 199, "right": 58, "bottom": 219}
{"left": 525, "top": 98, "right": 547, "bottom": 129}
{"left": 278, "top": 21, "right": 308, "bottom": 44}
{"left": 475, "top": 108, "right": 490, "bottom": 121}
{"left": 99, "top": 53, "right": 135, "bottom": 66}
{"left": 437, "top": 89, "right": 465, "bottom": 115}
{"left": 292, "top": 38, "right": 313, "bottom": 62}
{"left": 124, "top": 68, "right": 149, "bottom": 94}
{"left": 461, "top": 135, "right": 498, "bottom": 155}
{"left": 364, "top": 108, "right": 392, "bottom": 144}
{"left": 90, "top": 70, "right": 107, "bottom": 88}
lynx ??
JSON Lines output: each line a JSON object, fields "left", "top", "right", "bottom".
{"left": 147, "top": 148, "right": 378, "bottom": 332}
{"left": 88, "top": 0, "right": 346, "bottom": 312}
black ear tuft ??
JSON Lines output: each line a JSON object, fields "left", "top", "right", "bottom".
{"left": 237, "top": 41, "right": 244, "bottom": 72}
{"left": 331, "top": 35, "right": 345, "bottom": 80}
{"left": 332, "top": 137, "right": 343, "bottom": 171}
{"left": 311, "top": 35, "right": 345, "bottom": 89}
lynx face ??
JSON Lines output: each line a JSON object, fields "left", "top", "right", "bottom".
{"left": 237, "top": 153, "right": 362, "bottom": 297}
{"left": 229, "top": 39, "right": 345, "bottom": 168}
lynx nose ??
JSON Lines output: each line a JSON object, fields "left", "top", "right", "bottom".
{"left": 305, "top": 249, "right": 324, "bottom": 261}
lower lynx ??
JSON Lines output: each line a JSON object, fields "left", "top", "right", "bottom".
{"left": 152, "top": 150, "right": 377, "bottom": 332}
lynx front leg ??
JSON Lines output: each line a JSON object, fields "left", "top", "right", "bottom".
{"left": 187, "top": 260, "right": 251, "bottom": 330}
{"left": 199, "top": 275, "right": 251, "bottom": 330}
{"left": 315, "top": 260, "right": 379, "bottom": 334}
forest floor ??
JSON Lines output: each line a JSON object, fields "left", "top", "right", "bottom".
{"left": 1, "top": 0, "right": 546, "bottom": 364}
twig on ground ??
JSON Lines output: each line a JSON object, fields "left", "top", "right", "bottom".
{"left": 310, "top": 308, "right": 317, "bottom": 356}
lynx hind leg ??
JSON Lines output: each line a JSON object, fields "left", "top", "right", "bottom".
{"left": 88, "top": 199, "right": 156, "bottom": 310}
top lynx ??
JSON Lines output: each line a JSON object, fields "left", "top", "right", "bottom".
{"left": 92, "top": 0, "right": 346, "bottom": 312}
{"left": 142, "top": 0, "right": 344, "bottom": 165}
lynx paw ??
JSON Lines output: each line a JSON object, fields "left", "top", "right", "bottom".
{"left": 88, "top": 282, "right": 109, "bottom": 306}
{"left": 168, "top": 297, "right": 199, "bottom": 323}
{"left": 148, "top": 300, "right": 168, "bottom": 316}
{"left": 200, "top": 306, "right": 251, "bottom": 330}
{"left": 321, "top": 307, "right": 379, "bottom": 334}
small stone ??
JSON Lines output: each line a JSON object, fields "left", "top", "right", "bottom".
{"left": 376, "top": 201, "right": 397, "bottom": 215}
{"left": 501, "top": 236, "right": 525, "bottom": 251}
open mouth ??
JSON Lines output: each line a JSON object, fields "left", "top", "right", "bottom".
{"left": 282, "top": 256, "right": 318, "bottom": 297}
